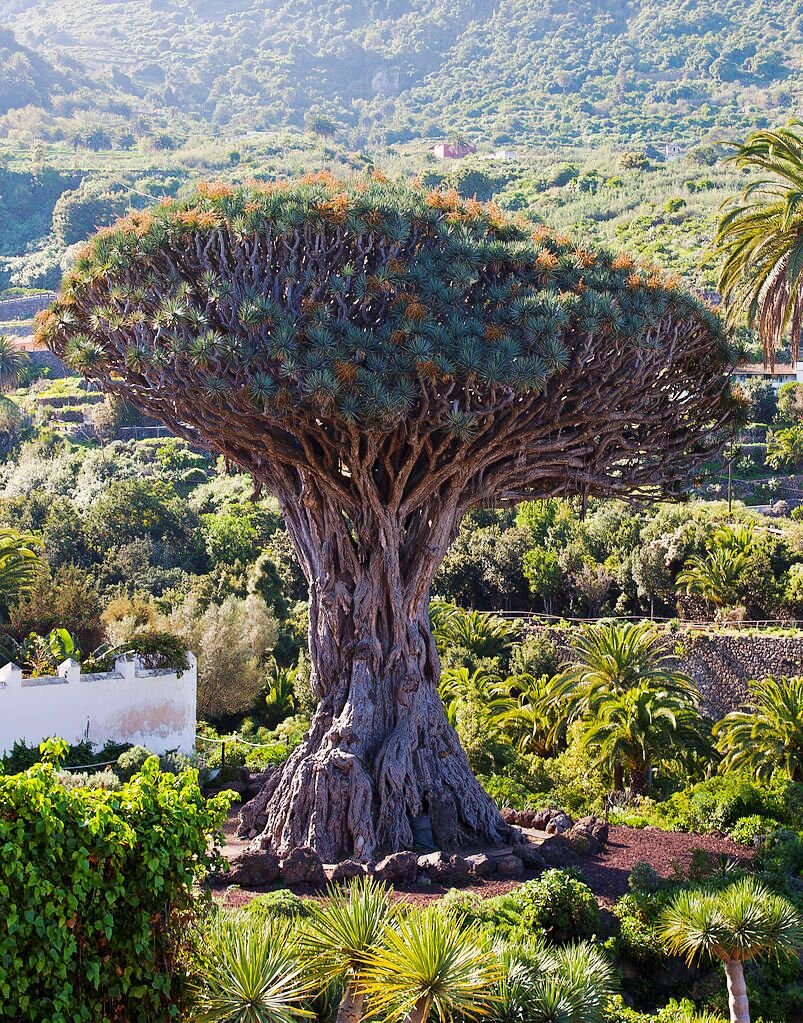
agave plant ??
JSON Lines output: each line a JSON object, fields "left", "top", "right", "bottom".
{"left": 659, "top": 876, "right": 802, "bottom": 1023}
{"left": 187, "top": 912, "right": 313, "bottom": 1023}
{"left": 299, "top": 877, "right": 394, "bottom": 1023}
{"left": 358, "top": 908, "right": 502, "bottom": 1023}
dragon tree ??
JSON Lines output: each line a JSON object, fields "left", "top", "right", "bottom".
{"left": 38, "top": 174, "right": 738, "bottom": 862}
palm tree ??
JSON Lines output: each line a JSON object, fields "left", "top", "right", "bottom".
{"left": 766, "top": 424, "right": 803, "bottom": 471}
{"left": 713, "top": 676, "right": 803, "bottom": 782}
{"left": 551, "top": 621, "right": 698, "bottom": 724}
{"left": 358, "top": 908, "right": 502, "bottom": 1023}
{"left": 187, "top": 912, "right": 313, "bottom": 1023}
{"left": 579, "top": 683, "right": 707, "bottom": 793}
{"left": 438, "top": 666, "right": 514, "bottom": 728}
{"left": 497, "top": 673, "right": 565, "bottom": 757}
{"left": 659, "top": 876, "right": 802, "bottom": 1023}
{"left": 492, "top": 938, "right": 616, "bottom": 1023}
{"left": 0, "top": 335, "right": 27, "bottom": 392}
{"left": 712, "top": 123, "right": 803, "bottom": 366}
{"left": 0, "top": 528, "right": 42, "bottom": 618}
{"left": 299, "top": 877, "right": 393, "bottom": 1023}
{"left": 430, "top": 601, "right": 518, "bottom": 664}
{"left": 677, "top": 548, "right": 748, "bottom": 609}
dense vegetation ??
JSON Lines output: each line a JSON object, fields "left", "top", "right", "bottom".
{"left": 1, "top": 1, "right": 800, "bottom": 144}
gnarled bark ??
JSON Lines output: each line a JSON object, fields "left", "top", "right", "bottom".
{"left": 251, "top": 483, "right": 509, "bottom": 862}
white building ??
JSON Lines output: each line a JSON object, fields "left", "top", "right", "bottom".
{"left": 731, "top": 361, "right": 803, "bottom": 392}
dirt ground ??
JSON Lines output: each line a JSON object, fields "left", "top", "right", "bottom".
{"left": 211, "top": 810, "right": 753, "bottom": 909}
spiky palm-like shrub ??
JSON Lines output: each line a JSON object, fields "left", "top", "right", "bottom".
{"left": 299, "top": 877, "right": 393, "bottom": 1023}
{"left": 0, "top": 527, "right": 41, "bottom": 618}
{"left": 659, "top": 877, "right": 802, "bottom": 1023}
{"left": 358, "top": 908, "right": 502, "bottom": 1023}
{"left": 187, "top": 913, "right": 313, "bottom": 1023}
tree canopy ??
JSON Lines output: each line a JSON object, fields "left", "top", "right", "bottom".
{"left": 39, "top": 173, "right": 737, "bottom": 514}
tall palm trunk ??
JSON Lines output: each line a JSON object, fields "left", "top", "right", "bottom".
{"left": 724, "top": 958, "right": 750, "bottom": 1023}
{"left": 336, "top": 987, "right": 364, "bottom": 1023}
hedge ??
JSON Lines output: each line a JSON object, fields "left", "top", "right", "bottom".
{"left": 0, "top": 740, "right": 231, "bottom": 1022}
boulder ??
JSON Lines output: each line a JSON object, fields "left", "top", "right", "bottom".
{"left": 280, "top": 846, "right": 326, "bottom": 887}
{"left": 226, "top": 849, "right": 280, "bottom": 886}
{"left": 465, "top": 853, "right": 497, "bottom": 879}
{"left": 330, "top": 860, "right": 370, "bottom": 883}
{"left": 417, "top": 851, "right": 471, "bottom": 885}
{"left": 373, "top": 851, "right": 419, "bottom": 885}
{"left": 545, "top": 811, "right": 574, "bottom": 835}
{"left": 517, "top": 843, "right": 546, "bottom": 871}
{"left": 567, "top": 815, "right": 608, "bottom": 854}
{"left": 495, "top": 854, "right": 524, "bottom": 880}
{"left": 538, "top": 834, "right": 579, "bottom": 867}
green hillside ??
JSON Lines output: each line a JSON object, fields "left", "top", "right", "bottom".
{"left": 1, "top": 0, "right": 801, "bottom": 144}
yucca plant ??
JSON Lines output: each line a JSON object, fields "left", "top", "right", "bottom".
{"left": 299, "top": 877, "right": 394, "bottom": 1023}
{"left": 187, "top": 912, "right": 314, "bottom": 1023}
{"left": 358, "top": 908, "right": 502, "bottom": 1023}
{"left": 659, "top": 876, "right": 802, "bottom": 1023}
{"left": 491, "top": 938, "right": 615, "bottom": 1023}
{"left": 713, "top": 675, "right": 803, "bottom": 782}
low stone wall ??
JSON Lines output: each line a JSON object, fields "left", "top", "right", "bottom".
{"left": 677, "top": 633, "right": 803, "bottom": 717}
{"left": 0, "top": 654, "right": 197, "bottom": 755}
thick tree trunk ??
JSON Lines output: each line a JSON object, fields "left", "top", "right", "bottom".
{"left": 245, "top": 487, "right": 509, "bottom": 862}
{"left": 724, "top": 958, "right": 750, "bottom": 1023}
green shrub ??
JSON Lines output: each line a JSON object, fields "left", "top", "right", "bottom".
{"left": 729, "top": 814, "right": 783, "bottom": 845}
{"left": 505, "top": 869, "right": 600, "bottom": 943}
{"left": 57, "top": 769, "right": 121, "bottom": 791}
{"left": 245, "top": 890, "right": 310, "bottom": 921}
{"left": 115, "top": 744, "right": 153, "bottom": 781}
{"left": 244, "top": 742, "right": 292, "bottom": 770}
{"left": 0, "top": 742, "right": 230, "bottom": 1022}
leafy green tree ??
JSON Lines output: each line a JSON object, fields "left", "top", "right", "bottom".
{"left": 522, "top": 547, "right": 564, "bottom": 614}
{"left": 713, "top": 123, "right": 803, "bottom": 364}
{"left": 713, "top": 676, "right": 803, "bottom": 782}
{"left": 40, "top": 176, "right": 737, "bottom": 860}
{"left": 777, "top": 381, "right": 803, "bottom": 423}
{"left": 766, "top": 424, "right": 803, "bottom": 470}
{"left": 660, "top": 877, "right": 802, "bottom": 1023}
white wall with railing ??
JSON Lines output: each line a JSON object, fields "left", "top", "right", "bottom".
{"left": 0, "top": 654, "right": 196, "bottom": 756}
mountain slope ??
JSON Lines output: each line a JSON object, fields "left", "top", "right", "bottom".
{"left": 0, "top": 0, "right": 800, "bottom": 143}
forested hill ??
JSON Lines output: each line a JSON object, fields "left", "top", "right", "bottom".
{"left": 1, "top": 0, "right": 801, "bottom": 145}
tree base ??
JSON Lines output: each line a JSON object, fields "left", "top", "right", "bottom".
{"left": 239, "top": 679, "right": 509, "bottom": 862}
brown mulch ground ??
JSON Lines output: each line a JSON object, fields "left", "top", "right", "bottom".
{"left": 212, "top": 812, "right": 753, "bottom": 910}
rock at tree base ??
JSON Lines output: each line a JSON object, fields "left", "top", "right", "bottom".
{"left": 226, "top": 849, "right": 280, "bottom": 886}
{"left": 568, "top": 815, "right": 609, "bottom": 854}
{"left": 280, "top": 846, "right": 326, "bottom": 887}
{"left": 373, "top": 851, "right": 419, "bottom": 884}
{"left": 465, "top": 853, "right": 497, "bottom": 878}
{"left": 517, "top": 843, "right": 547, "bottom": 871}
{"left": 417, "top": 851, "right": 471, "bottom": 884}
{"left": 494, "top": 853, "right": 525, "bottom": 879}
{"left": 329, "top": 860, "right": 370, "bottom": 883}
{"left": 538, "top": 834, "right": 580, "bottom": 867}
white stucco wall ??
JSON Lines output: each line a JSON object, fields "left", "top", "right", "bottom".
{"left": 0, "top": 654, "right": 196, "bottom": 756}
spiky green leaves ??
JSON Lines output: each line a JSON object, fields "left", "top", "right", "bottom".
{"left": 41, "top": 174, "right": 727, "bottom": 434}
